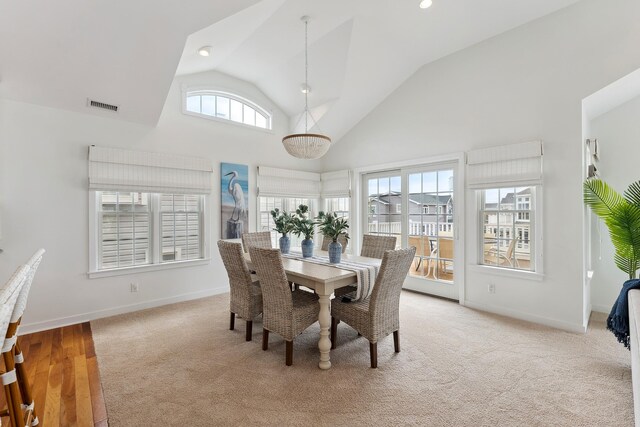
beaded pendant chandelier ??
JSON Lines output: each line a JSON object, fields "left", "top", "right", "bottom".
{"left": 282, "top": 16, "right": 332, "bottom": 160}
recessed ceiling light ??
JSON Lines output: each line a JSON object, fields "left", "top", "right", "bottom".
{"left": 198, "top": 46, "right": 212, "bottom": 57}
{"left": 300, "top": 84, "right": 311, "bottom": 94}
{"left": 419, "top": 0, "right": 433, "bottom": 9}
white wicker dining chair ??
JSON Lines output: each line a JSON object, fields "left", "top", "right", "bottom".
{"left": 0, "top": 265, "right": 30, "bottom": 427}
{"left": 218, "top": 241, "right": 263, "bottom": 341}
{"left": 5, "top": 249, "right": 45, "bottom": 426}
{"left": 331, "top": 247, "right": 416, "bottom": 368}
{"left": 249, "top": 247, "right": 319, "bottom": 366}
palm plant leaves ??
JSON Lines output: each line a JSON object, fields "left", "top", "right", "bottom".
{"left": 625, "top": 181, "right": 640, "bottom": 207}
{"left": 584, "top": 178, "right": 640, "bottom": 279}
{"left": 583, "top": 179, "right": 624, "bottom": 218}
{"left": 614, "top": 253, "right": 639, "bottom": 280}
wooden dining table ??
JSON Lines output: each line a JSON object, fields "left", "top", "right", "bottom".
{"left": 243, "top": 251, "right": 381, "bottom": 370}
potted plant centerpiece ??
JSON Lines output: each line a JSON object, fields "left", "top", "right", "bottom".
{"left": 270, "top": 208, "right": 295, "bottom": 254}
{"left": 292, "top": 204, "right": 315, "bottom": 258}
{"left": 316, "top": 211, "right": 350, "bottom": 264}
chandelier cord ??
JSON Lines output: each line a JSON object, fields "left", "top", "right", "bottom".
{"left": 304, "top": 18, "right": 308, "bottom": 133}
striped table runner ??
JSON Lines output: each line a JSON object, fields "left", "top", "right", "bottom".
{"left": 282, "top": 252, "right": 379, "bottom": 302}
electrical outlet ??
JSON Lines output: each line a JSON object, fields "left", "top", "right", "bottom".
{"left": 488, "top": 283, "right": 496, "bottom": 294}
{"left": 130, "top": 283, "right": 139, "bottom": 293}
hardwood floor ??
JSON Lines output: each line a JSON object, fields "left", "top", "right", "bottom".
{"left": 0, "top": 322, "right": 107, "bottom": 427}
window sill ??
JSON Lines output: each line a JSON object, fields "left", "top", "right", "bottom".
{"left": 468, "top": 264, "right": 544, "bottom": 281}
{"left": 88, "top": 258, "right": 211, "bottom": 279}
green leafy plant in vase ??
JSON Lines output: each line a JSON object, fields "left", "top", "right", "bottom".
{"left": 316, "top": 211, "right": 350, "bottom": 263}
{"left": 292, "top": 204, "right": 315, "bottom": 258}
{"left": 270, "top": 208, "right": 295, "bottom": 254}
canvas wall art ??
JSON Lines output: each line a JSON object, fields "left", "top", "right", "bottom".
{"left": 221, "top": 162, "right": 249, "bottom": 239}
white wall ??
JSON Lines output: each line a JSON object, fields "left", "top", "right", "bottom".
{"left": 589, "top": 95, "right": 640, "bottom": 312}
{"left": 0, "top": 69, "right": 321, "bottom": 332}
{"left": 321, "top": 0, "right": 640, "bottom": 331}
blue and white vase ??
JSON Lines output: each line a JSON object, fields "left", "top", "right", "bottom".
{"left": 279, "top": 234, "right": 291, "bottom": 254}
{"left": 328, "top": 241, "right": 342, "bottom": 264}
{"left": 301, "top": 238, "right": 314, "bottom": 258}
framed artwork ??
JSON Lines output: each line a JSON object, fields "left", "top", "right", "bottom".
{"left": 221, "top": 163, "right": 249, "bottom": 239}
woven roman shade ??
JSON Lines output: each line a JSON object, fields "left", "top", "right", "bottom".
{"left": 466, "top": 141, "right": 543, "bottom": 189}
{"left": 321, "top": 170, "right": 351, "bottom": 198}
{"left": 257, "top": 166, "right": 321, "bottom": 198}
{"left": 88, "top": 145, "right": 213, "bottom": 194}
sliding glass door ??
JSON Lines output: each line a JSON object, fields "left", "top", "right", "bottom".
{"left": 363, "top": 163, "right": 459, "bottom": 300}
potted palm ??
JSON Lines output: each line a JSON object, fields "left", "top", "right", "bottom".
{"left": 270, "top": 208, "right": 295, "bottom": 254}
{"left": 584, "top": 178, "right": 640, "bottom": 348}
{"left": 584, "top": 179, "right": 640, "bottom": 280}
{"left": 292, "top": 204, "right": 315, "bottom": 258}
{"left": 316, "top": 211, "right": 350, "bottom": 264}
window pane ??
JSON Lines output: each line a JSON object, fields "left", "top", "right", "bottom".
{"left": 480, "top": 187, "right": 533, "bottom": 271}
{"left": 243, "top": 105, "right": 256, "bottom": 126}
{"left": 201, "top": 95, "right": 215, "bottom": 116}
{"left": 216, "top": 97, "right": 229, "bottom": 120}
{"left": 484, "top": 189, "right": 499, "bottom": 208}
{"left": 256, "top": 113, "right": 267, "bottom": 129}
{"left": 161, "top": 193, "right": 203, "bottom": 263}
{"left": 186, "top": 95, "right": 201, "bottom": 113}
{"left": 422, "top": 172, "right": 437, "bottom": 193}
{"left": 230, "top": 99, "right": 242, "bottom": 122}
{"left": 438, "top": 170, "right": 453, "bottom": 192}
{"left": 99, "top": 192, "right": 150, "bottom": 270}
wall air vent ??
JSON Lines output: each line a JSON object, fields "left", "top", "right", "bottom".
{"left": 87, "top": 99, "right": 119, "bottom": 112}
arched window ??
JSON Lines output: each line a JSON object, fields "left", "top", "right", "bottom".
{"left": 184, "top": 90, "right": 271, "bottom": 130}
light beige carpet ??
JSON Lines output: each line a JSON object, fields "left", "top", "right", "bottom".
{"left": 91, "top": 291, "right": 633, "bottom": 426}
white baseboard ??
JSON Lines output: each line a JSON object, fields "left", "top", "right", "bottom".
{"left": 463, "top": 300, "right": 587, "bottom": 333}
{"left": 591, "top": 304, "right": 612, "bottom": 314}
{"left": 19, "top": 286, "right": 229, "bottom": 335}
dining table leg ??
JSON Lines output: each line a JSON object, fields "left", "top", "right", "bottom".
{"left": 317, "top": 291, "right": 332, "bottom": 370}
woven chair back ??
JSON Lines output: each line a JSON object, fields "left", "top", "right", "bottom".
{"left": 369, "top": 247, "right": 416, "bottom": 317}
{"left": 11, "top": 249, "right": 45, "bottom": 323}
{"left": 249, "top": 247, "right": 294, "bottom": 334}
{"left": 241, "top": 232, "right": 272, "bottom": 253}
{"left": 218, "top": 241, "right": 254, "bottom": 301}
{"left": 360, "top": 235, "right": 397, "bottom": 259}
{"left": 0, "top": 266, "right": 28, "bottom": 343}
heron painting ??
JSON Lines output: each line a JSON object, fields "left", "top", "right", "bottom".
{"left": 221, "top": 163, "right": 249, "bottom": 239}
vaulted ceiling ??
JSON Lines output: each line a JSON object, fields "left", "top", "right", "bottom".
{"left": 1, "top": 0, "right": 581, "bottom": 140}
{"left": 0, "top": 0, "right": 260, "bottom": 124}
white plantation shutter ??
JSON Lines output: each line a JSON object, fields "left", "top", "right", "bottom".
{"left": 321, "top": 170, "right": 351, "bottom": 198}
{"left": 466, "top": 141, "right": 543, "bottom": 188}
{"left": 99, "top": 192, "right": 151, "bottom": 269}
{"left": 161, "top": 194, "right": 202, "bottom": 262}
{"left": 257, "top": 166, "right": 321, "bottom": 198}
{"left": 89, "top": 145, "right": 213, "bottom": 194}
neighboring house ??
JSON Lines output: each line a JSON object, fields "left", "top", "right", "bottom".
{"left": 483, "top": 188, "right": 532, "bottom": 258}
{"left": 368, "top": 192, "right": 454, "bottom": 236}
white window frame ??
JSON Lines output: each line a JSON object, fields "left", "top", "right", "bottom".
{"left": 88, "top": 191, "right": 210, "bottom": 278}
{"left": 474, "top": 186, "right": 543, "bottom": 280}
{"left": 182, "top": 88, "right": 273, "bottom": 133}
